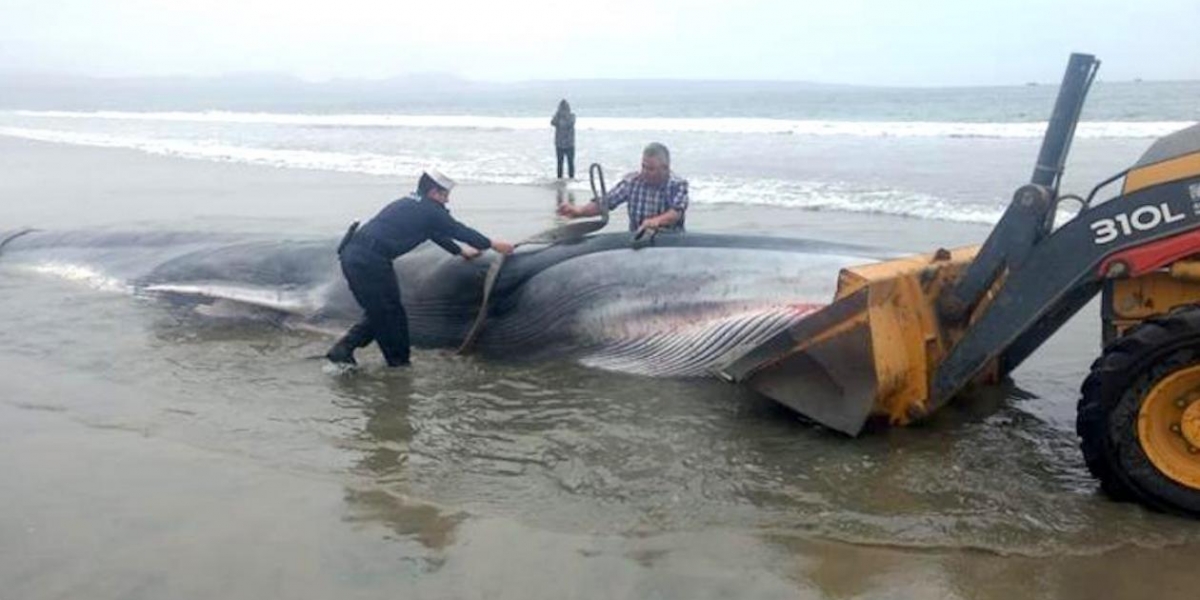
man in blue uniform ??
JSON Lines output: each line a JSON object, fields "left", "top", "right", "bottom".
{"left": 326, "top": 169, "right": 514, "bottom": 367}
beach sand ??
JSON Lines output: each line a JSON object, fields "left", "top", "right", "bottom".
{"left": 2, "top": 137, "right": 1198, "bottom": 599}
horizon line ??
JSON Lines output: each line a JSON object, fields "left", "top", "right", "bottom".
{"left": 2, "top": 69, "right": 1197, "bottom": 90}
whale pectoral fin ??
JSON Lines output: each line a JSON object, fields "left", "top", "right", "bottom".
{"left": 142, "top": 282, "right": 315, "bottom": 317}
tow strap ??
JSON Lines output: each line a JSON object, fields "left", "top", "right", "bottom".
{"left": 457, "top": 164, "right": 610, "bottom": 354}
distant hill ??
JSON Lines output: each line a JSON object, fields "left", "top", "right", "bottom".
{"left": 0, "top": 71, "right": 853, "bottom": 112}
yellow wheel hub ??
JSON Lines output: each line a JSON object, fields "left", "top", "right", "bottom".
{"left": 1183, "top": 402, "right": 1200, "bottom": 449}
{"left": 1138, "top": 364, "right": 1200, "bottom": 489}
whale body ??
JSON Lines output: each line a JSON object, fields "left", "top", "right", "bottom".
{"left": 0, "top": 228, "right": 883, "bottom": 376}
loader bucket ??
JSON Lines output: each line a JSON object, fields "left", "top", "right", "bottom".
{"left": 714, "top": 245, "right": 983, "bottom": 435}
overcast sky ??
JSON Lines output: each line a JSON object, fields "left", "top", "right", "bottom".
{"left": 3, "top": 0, "right": 1198, "bottom": 86}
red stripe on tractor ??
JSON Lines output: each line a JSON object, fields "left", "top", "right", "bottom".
{"left": 1099, "top": 229, "right": 1200, "bottom": 278}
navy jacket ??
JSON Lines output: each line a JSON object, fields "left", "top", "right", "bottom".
{"left": 355, "top": 193, "right": 491, "bottom": 260}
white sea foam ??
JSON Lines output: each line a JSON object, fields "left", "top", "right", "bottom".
{"left": 689, "top": 176, "right": 1009, "bottom": 224}
{"left": 7, "top": 110, "right": 1191, "bottom": 139}
{"left": 0, "top": 125, "right": 1022, "bottom": 224}
{"left": 0, "top": 126, "right": 423, "bottom": 176}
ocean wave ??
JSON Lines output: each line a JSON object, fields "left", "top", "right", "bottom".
{"left": 0, "top": 126, "right": 424, "bottom": 176}
{"left": 689, "top": 176, "right": 1007, "bottom": 224}
{"left": 0, "top": 126, "right": 1020, "bottom": 225}
{"left": 7, "top": 110, "right": 1191, "bottom": 139}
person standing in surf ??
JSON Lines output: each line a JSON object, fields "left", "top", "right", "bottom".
{"left": 551, "top": 99, "right": 576, "bottom": 179}
{"left": 326, "top": 169, "right": 515, "bottom": 367}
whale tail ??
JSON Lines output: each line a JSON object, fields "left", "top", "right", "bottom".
{"left": 0, "top": 228, "right": 37, "bottom": 255}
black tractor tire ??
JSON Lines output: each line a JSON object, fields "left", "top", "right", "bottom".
{"left": 1078, "top": 304, "right": 1200, "bottom": 516}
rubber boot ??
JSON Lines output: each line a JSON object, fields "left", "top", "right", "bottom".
{"left": 325, "top": 339, "right": 358, "bottom": 366}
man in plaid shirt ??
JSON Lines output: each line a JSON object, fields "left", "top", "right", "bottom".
{"left": 558, "top": 142, "right": 689, "bottom": 234}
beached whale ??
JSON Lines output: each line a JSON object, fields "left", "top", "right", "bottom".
{"left": 0, "top": 228, "right": 882, "bottom": 376}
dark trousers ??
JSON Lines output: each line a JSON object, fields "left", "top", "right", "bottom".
{"left": 556, "top": 147, "right": 575, "bottom": 179}
{"left": 336, "top": 244, "right": 410, "bottom": 366}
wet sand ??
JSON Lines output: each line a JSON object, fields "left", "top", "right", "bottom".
{"left": 2, "top": 137, "right": 1199, "bottom": 599}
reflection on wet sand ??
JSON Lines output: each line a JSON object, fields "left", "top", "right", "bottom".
{"left": 767, "top": 532, "right": 1200, "bottom": 600}
{"left": 333, "top": 373, "right": 467, "bottom": 558}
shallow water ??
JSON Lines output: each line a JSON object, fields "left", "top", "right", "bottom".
{"left": 4, "top": 139, "right": 1200, "bottom": 598}
{"left": 3, "top": 252, "right": 1198, "bottom": 597}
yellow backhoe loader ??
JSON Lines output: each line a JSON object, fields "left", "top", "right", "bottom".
{"left": 715, "top": 53, "right": 1200, "bottom": 516}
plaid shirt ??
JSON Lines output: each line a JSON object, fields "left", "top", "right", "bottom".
{"left": 605, "top": 172, "right": 689, "bottom": 232}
